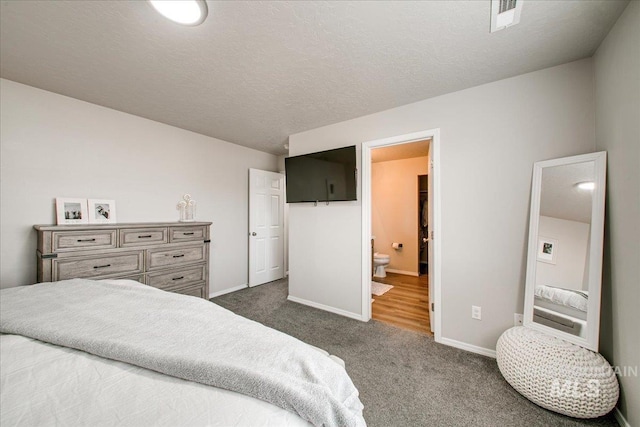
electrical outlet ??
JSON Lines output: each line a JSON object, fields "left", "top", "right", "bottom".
{"left": 471, "top": 305, "right": 481, "bottom": 320}
{"left": 514, "top": 313, "right": 523, "bottom": 326}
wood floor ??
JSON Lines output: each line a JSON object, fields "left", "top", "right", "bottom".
{"left": 371, "top": 272, "right": 431, "bottom": 335}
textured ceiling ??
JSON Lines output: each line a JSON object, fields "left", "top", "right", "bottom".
{"left": 540, "top": 162, "right": 594, "bottom": 224}
{"left": 0, "top": 1, "right": 629, "bottom": 155}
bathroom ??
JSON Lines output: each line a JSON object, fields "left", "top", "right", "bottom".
{"left": 370, "top": 139, "right": 431, "bottom": 335}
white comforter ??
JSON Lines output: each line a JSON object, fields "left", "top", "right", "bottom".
{"left": 0, "top": 279, "right": 365, "bottom": 427}
{"left": 1, "top": 333, "right": 311, "bottom": 427}
{"left": 534, "top": 284, "right": 588, "bottom": 312}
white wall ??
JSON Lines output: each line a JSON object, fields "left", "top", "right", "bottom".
{"left": 0, "top": 79, "right": 279, "bottom": 296}
{"left": 372, "top": 156, "right": 428, "bottom": 275}
{"left": 594, "top": 2, "right": 640, "bottom": 425}
{"left": 277, "top": 155, "right": 289, "bottom": 276}
{"left": 535, "top": 216, "right": 590, "bottom": 291}
{"left": 288, "top": 59, "right": 596, "bottom": 349}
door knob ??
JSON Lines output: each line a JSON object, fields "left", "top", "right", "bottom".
{"left": 251, "top": 232, "right": 257, "bottom": 236}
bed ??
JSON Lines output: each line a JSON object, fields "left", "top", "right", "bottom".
{"left": 534, "top": 284, "right": 588, "bottom": 320}
{"left": 0, "top": 279, "right": 366, "bottom": 427}
{"left": 533, "top": 284, "right": 588, "bottom": 337}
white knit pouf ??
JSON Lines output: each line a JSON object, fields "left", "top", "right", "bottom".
{"left": 496, "top": 327, "right": 619, "bottom": 418}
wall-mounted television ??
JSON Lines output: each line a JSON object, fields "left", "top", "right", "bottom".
{"left": 285, "top": 146, "right": 357, "bottom": 203}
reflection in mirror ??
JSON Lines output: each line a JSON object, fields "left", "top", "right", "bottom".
{"left": 534, "top": 162, "right": 593, "bottom": 338}
{"left": 523, "top": 152, "right": 606, "bottom": 351}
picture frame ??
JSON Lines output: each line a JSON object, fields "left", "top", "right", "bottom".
{"left": 87, "top": 199, "right": 117, "bottom": 224}
{"left": 56, "top": 198, "right": 89, "bottom": 225}
{"left": 537, "top": 236, "right": 557, "bottom": 264}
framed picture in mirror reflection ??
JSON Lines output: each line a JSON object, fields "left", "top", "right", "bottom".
{"left": 537, "top": 237, "right": 557, "bottom": 264}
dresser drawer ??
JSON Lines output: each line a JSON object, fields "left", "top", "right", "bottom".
{"left": 120, "top": 228, "right": 168, "bottom": 247}
{"left": 54, "top": 251, "right": 144, "bottom": 280}
{"left": 146, "top": 265, "right": 206, "bottom": 290}
{"left": 169, "top": 226, "right": 207, "bottom": 242}
{"left": 147, "top": 243, "right": 206, "bottom": 270}
{"left": 164, "top": 281, "right": 207, "bottom": 299}
{"left": 52, "top": 230, "right": 117, "bottom": 252}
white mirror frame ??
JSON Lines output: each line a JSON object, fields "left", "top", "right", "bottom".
{"left": 523, "top": 152, "right": 607, "bottom": 352}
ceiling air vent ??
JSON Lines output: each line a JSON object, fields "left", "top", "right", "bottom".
{"left": 490, "top": 0, "right": 524, "bottom": 32}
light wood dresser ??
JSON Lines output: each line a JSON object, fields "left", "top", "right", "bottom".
{"left": 34, "top": 222, "right": 212, "bottom": 299}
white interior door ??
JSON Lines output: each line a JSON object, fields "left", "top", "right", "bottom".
{"left": 249, "top": 169, "right": 285, "bottom": 287}
{"left": 428, "top": 143, "right": 435, "bottom": 332}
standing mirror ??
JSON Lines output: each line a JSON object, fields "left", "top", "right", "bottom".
{"left": 523, "top": 152, "right": 606, "bottom": 351}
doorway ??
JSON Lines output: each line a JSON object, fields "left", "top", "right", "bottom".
{"left": 248, "top": 168, "right": 285, "bottom": 287}
{"left": 361, "top": 129, "right": 441, "bottom": 342}
{"left": 369, "top": 140, "right": 430, "bottom": 334}
{"left": 418, "top": 174, "right": 428, "bottom": 276}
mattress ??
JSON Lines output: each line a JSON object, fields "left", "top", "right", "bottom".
{"left": 534, "top": 297, "right": 587, "bottom": 321}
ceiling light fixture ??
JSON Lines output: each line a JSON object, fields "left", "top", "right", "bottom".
{"left": 576, "top": 181, "right": 595, "bottom": 191}
{"left": 149, "top": 0, "right": 208, "bottom": 26}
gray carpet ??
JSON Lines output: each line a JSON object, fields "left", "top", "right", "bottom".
{"left": 212, "top": 278, "right": 618, "bottom": 427}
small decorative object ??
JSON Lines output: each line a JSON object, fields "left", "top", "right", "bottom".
{"left": 497, "top": 327, "right": 619, "bottom": 419}
{"left": 537, "top": 236, "right": 557, "bottom": 264}
{"left": 87, "top": 199, "right": 117, "bottom": 224}
{"left": 56, "top": 198, "right": 89, "bottom": 225}
{"left": 177, "top": 194, "right": 196, "bottom": 222}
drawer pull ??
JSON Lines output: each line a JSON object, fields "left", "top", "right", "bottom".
{"left": 172, "top": 276, "right": 185, "bottom": 281}
{"left": 93, "top": 264, "right": 111, "bottom": 269}
{"left": 183, "top": 232, "right": 195, "bottom": 236}
{"left": 137, "top": 235, "right": 153, "bottom": 238}
{"left": 77, "top": 238, "right": 96, "bottom": 242}
{"left": 172, "top": 254, "right": 185, "bottom": 258}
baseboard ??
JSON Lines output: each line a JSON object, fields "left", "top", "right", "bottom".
{"left": 209, "top": 284, "right": 248, "bottom": 298}
{"left": 287, "top": 295, "right": 364, "bottom": 321}
{"left": 385, "top": 269, "right": 419, "bottom": 277}
{"left": 439, "top": 337, "right": 497, "bottom": 359}
{"left": 614, "top": 407, "right": 630, "bottom": 427}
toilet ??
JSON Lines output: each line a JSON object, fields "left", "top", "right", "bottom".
{"left": 373, "top": 252, "right": 390, "bottom": 278}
